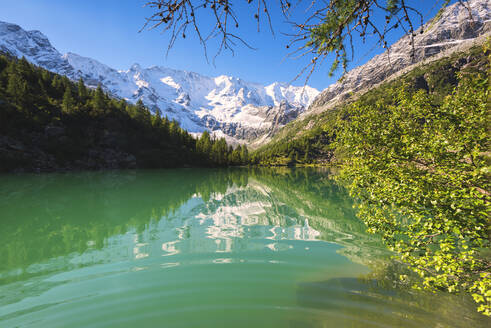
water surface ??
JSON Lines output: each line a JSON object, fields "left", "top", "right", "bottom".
{"left": 0, "top": 168, "right": 488, "bottom": 327}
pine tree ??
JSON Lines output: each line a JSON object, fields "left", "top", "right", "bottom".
{"left": 51, "top": 75, "right": 63, "bottom": 98}
{"left": 41, "top": 70, "right": 51, "bottom": 84}
{"left": 169, "top": 119, "right": 181, "bottom": 140}
{"left": 0, "top": 55, "right": 8, "bottom": 74}
{"left": 62, "top": 85, "right": 75, "bottom": 113}
{"left": 37, "top": 79, "right": 48, "bottom": 99}
{"left": 61, "top": 76, "right": 71, "bottom": 88}
{"left": 211, "top": 138, "right": 228, "bottom": 165}
{"left": 117, "top": 99, "right": 127, "bottom": 112}
{"left": 17, "top": 57, "right": 32, "bottom": 81}
{"left": 0, "top": 56, "right": 8, "bottom": 89}
{"left": 130, "top": 99, "right": 151, "bottom": 123}
{"left": 197, "top": 130, "right": 212, "bottom": 158}
{"left": 240, "top": 145, "right": 249, "bottom": 164}
{"left": 231, "top": 147, "right": 241, "bottom": 165}
{"left": 77, "top": 78, "right": 88, "bottom": 102}
{"left": 161, "top": 116, "right": 170, "bottom": 137}
{"left": 152, "top": 108, "right": 162, "bottom": 128}
{"left": 93, "top": 84, "right": 106, "bottom": 114}
{"left": 7, "top": 66, "right": 29, "bottom": 108}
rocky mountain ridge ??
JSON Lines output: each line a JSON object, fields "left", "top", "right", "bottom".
{"left": 308, "top": 0, "right": 490, "bottom": 115}
{"left": 0, "top": 21, "right": 319, "bottom": 145}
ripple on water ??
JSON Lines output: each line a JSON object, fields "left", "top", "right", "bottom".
{"left": 1, "top": 169, "right": 489, "bottom": 328}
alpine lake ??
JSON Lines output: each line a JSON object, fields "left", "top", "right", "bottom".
{"left": 0, "top": 168, "right": 489, "bottom": 328}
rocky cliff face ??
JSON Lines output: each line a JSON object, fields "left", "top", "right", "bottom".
{"left": 308, "top": 0, "right": 490, "bottom": 114}
{"left": 0, "top": 21, "right": 319, "bottom": 145}
{"left": 0, "top": 22, "right": 74, "bottom": 77}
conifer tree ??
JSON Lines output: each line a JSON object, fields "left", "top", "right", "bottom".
{"left": 144, "top": 1, "right": 455, "bottom": 81}
{"left": 17, "top": 57, "right": 32, "bottom": 81}
{"left": 77, "top": 78, "right": 88, "bottom": 102}
{"left": 61, "top": 76, "right": 71, "bottom": 88}
{"left": 93, "top": 84, "right": 106, "bottom": 114}
{"left": 240, "top": 145, "right": 249, "bottom": 164}
{"left": 36, "top": 79, "right": 48, "bottom": 99}
{"left": 7, "top": 66, "right": 29, "bottom": 109}
{"left": 231, "top": 147, "right": 241, "bottom": 165}
{"left": 40, "top": 70, "right": 51, "bottom": 87}
{"left": 62, "top": 85, "right": 75, "bottom": 113}
{"left": 161, "top": 116, "right": 171, "bottom": 137}
{"left": 0, "top": 55, "right": 8, "bottom": 73}
{"left": 51, "top": 75, "right": 63, "bottom": 97}
{"left": 0, "top": 54, "right": 239, "bottom": 171}
{"left": 152, "top": 108, "right": 163, "bottom": 128}
{"left": 0, "top": 57, "right": 8, "bottom": 89}
{"left": 197, "top": 130, "right": 212, "bottom": 157}
{"left": 117, "top": 99, "right": 127, "bottom": 112}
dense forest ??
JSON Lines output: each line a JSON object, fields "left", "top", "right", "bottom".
{"left": 0, "top": 54, "right": 248, "bottom": 172}
{"left": 253, "top": 45, "right": 489, "bottom": 166}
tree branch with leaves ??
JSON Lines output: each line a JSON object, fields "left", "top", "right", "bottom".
{"left": 142, "top": 0, "right": 470, "bottom": 83}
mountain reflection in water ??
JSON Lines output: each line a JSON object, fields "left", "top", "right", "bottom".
{"left": 0, "top": 168, "right": 488, "bottom": 328}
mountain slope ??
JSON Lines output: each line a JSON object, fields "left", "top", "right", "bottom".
{"left": 0, "top": 22, "right": 74, "bottom": 77}
{"left": 0, "top": 54, "right": 247, "bottom": 172}
{"left": 253, "top": 43, "right": 489, "bottom": 165}
{"left": 0, "top": 21, "right": 319, "bottom": 144}
{"left": 308, "top": 0, "right": 490, "bottom": 114}
{"left": 250, "top": 0, "right": 490, "bottom": 151}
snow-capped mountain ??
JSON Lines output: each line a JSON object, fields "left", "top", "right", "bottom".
{"left": 0, "top": 21, "right": 75, "bottom": 77}
{"left": 309, "top": 0, "right": 490, "bottom": 113}
{"left": 0, "top": 21, "right": 319, "bottom": 144}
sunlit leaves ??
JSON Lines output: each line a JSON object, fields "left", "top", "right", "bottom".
{"left": 337, "top": 72, "right": 490, "bottom": 315}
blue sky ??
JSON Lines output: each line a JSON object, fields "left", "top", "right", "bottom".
{"left": 0, "top": 1, "right": 453, "bottom": 90}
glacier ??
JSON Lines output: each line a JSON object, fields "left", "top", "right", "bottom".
{"left": 0, "top": 20, "right": 319, "bottom": 144}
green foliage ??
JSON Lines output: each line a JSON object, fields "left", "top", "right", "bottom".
{"left": 253, "top": 45, "right": 488, "bottom": 168}
{"left": 0, "top": 54, "right": 245, "bottom": 171}
{"left": 308, "top": 0, "right": 364, "bottom": 74}
{"left": 61, "top": 84, "right": 75, "bottom": 113}
{"left": 93, "top": 84, "right": 106, "bottom": 114}
{"left": 77, "top": 77, "right": 88, "bottom": 101}
{"left": 336, "top": 73, "right": 490, "bottom": 315}
{"left": 253, "top": 44, "right": 490, "bottom": 315}
{"left": 253, "top": 109, "right": 340, "bottom": 166}
{"left": 195, "top": 131, "right": 250, "bottom": 167}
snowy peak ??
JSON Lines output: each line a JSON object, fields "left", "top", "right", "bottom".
{"left": 0, "top": 19, "right": 319, "bottom": 144}
{"left": 0, "top": 21, "right": 73, "bottom": 75}
{"left": 63, "top": 52, "right": 117, "bottom": 78}
{"left": 0, "top": 22, "right": 55, "bottom": 57}
{"left": 62, "top": 51, "right": 320, "bottom": 134}
{"left": 265, "top": 82, "right": 319, "bottom": 107}
{"left": 62, "top": 52, "right": 129, "bottom": 94}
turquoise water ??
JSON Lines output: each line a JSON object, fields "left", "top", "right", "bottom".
{"left": 0, "top": 168, "right": 488, "bottom": 327}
